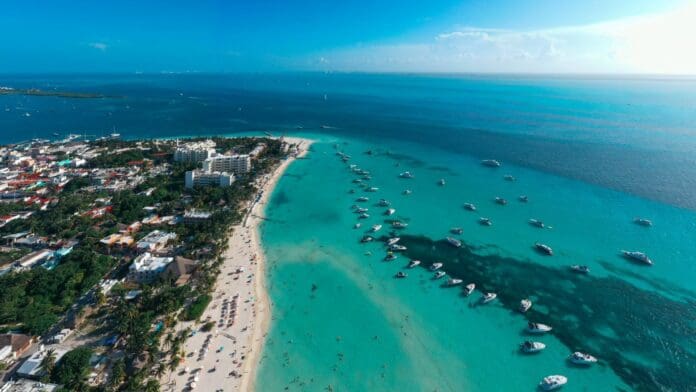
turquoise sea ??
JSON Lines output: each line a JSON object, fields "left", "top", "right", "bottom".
{"left": 0, "top": 74, "right": 695, "bottom": 391}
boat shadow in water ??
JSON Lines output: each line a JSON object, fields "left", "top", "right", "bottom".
{"left": 397, "top": 235, "right": 696, "bottom": 392}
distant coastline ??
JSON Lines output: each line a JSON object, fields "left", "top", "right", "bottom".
{"left": 0, "top": 87, "right": 119, "bottom": 99}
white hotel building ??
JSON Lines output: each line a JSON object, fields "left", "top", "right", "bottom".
{"left": 184, "top": 170, "right": 235, "bottom": 189}
{"left": 202, "top": 154, "right": 251, "bottom": 174}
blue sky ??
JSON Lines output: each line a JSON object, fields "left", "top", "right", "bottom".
{"left": 0, "top": 0, "right": 693, "bottom": 73}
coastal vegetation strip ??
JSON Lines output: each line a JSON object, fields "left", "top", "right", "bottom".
{"left": 0, "top": 87, "right": 120, "bottom": 99}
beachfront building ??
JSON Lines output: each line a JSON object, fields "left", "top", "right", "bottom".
{"left": 202, "top": 154, "right": 251, "bottom": 174}
{"left": 184, "top": 170, "right": 235, "bottom": 189}
{"left": 135, "top": 230, "right": 177, "bottom": 253}
{"left": 127, "top": 252, "right": 174, "bottom": 283}
{"left": 0, "top": 379, "right": 59, "bottom": 392}
{"left": 183, "top": 210, "right": 212, "bottom": 224}
{"left": 173, "top": 144, "right": 216, "bottom": 163}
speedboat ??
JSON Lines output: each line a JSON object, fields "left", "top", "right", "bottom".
{"left": 354, "top": 223, "right": 361, "bottom": 229}
{"left": 446, "top": 237, "right": 462, "bottom": 248}
{"left": 378, "top": 199, "right": 391, "bottom": 206}
{"left": 520, "top": 341, "right": 546, "bottom": 353}
{"left": 362, "top": 175, "right": 371, "bottom": 180}
{"left": 481, "top": 292, "right": 497, "bottom": 304}
{"left": 430, "top": 262, "right": 443, "bottom": 271}
{"left": 463, "top": 203, "right": 477, "bottom": 211}
{"left": 621, "top": 250, "right": 653, "bottom": 265}
{"left": 479, "top": 217, "right": 492, "bottom": 226}
{"left": 357, "top": 196, "right": 369, "bottom": 202}
{"left": 359, "top": 213, "right": 370, "bottom": 219}
{"left": 481, "top": 159, "right": 501, "bottom": 167}
{"left": 535, "top": 243, "right": 553, "bottom": 256}
{"left": 389, "top": 244, "right": 407, "bottom": 251}
{"left": 450, "top": 227, "right": 464, "bottom": 235}
{"left": 529, "top": 219, "right": 544, "bottom": 228}
{"left": 570, "top": 265, "right": 590, "bottom": 274}
{"left": 355, "top": 207, "right": 368, "bottom": 213}
{"left": 371, "top": 224, "right": 382, "bottom": 232}
{"left": 385, "top": 208, "right": 396, "bottom": 216}
{"left": 519, "top": 195, "right": 528, "bottom": 202}
{"left": 353, "top": 179, "right": 363, "bottom": 184}
{"left": 527, "top": 322, "right": 552, "bottom": 334}
{"left": 464, "top": 283, "right": 475, "bottom": 296}
{"left": 387, "top": 237, "right": 400, "bottom": 246}
{"left": 539, "top": 375, "right": 567, "bottom": 391}
{"left": 503, "top": 174, "right": 515, "bottom": 181}
{"left": 438, "top": 178, "right": 446, "bottom": 186}
{"left": 634, "top": 218, "right": 652, "bottom": 227}
{"left": 407, "top": 260, "right": 421, "bottom": 268}
{"left": 434, "top": 271, "right": 446, "bottom": 279}
{"left": 403, "top": 189, "right": 412, "bottom": 195}
{"left": 495, "top": 197, "right": 507, "bottom": 205}
{"left": 392, "top": 221, "right": 408, "bottom": 229}
{"left": 360, "top": 235, "right": 374, "bottom": 243}
{"left": 384, "top": 252, "right": 397, "bottom": 261}
{"left": 395, "top": 271, "right": 407, "bottom": 279}
{"left": 367, "top": 187, "right": 379, "bottom": 192}
{"left": 519, "top": 299, "right": 532, "bottom": 313}
{"left": 568, "top": 352, "right": 597, "bottom": 365}
{"left": 399, "top": 171, "right": 414, "bottom": 179}
{"left": 447, "top": 278, "right": 462, "bottom": 286}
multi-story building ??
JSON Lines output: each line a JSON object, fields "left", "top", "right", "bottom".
{"left": 173, "top": 140, "right": 216, "bottom": 163}
{"left": 184, "top": 170, "right": 235, "bottom": 189}
{"left": 135, "top": 230, "right": 177, "bottom": 253}
{"left": 127, "top": 252, "right": 174, "bottom": 283}
{"left": 202, "top": 154, "right": 251, "bottom": 174}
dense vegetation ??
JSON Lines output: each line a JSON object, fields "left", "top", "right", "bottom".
{"left": 52, "top": 347, "right": 93, "bottom": 391}
{"left": 183, "top": 294, "right": 211, "bottom": 321}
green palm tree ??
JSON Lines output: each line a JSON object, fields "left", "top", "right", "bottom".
{"left": 39, "top": 348, "right": 57, "bottom": 381}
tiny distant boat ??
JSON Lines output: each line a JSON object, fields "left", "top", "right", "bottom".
{"left": 362, "top": 175, "right": 371, "bottom": 180}
{"left": 357, "top": 196, "right": 369, "bottom": 202}
{"left": 399, "top": 171, "right": 414, "bottom": 179}
{"left": 392, "top": 221, "right": 408, "bottom": 229}
{"left": 355, "top": 207, "right": 368, "bottom": 213}
{"left": 568, "top": 352, "right": 597, "bottom": 365}
{"left": 348, "top": 189, "right": 356, "bottom": 194}
{"left": 503, "top": 174, "right": 515, "bottom": 181}
{"left": 395, "top": 271, "right": 407, "bottom": 279}
{"left": 359, "top": 213, "right": 370, "bottom": 219}
{"left": 539, "top": 375, "right": 567, "bottom": 391}
{"left": 535, "top": 243, "right": 553, "bottom": 256}
{"left": 367, "top": 187, "right": 379, "bottom": 192}
{"left": 378, "top": 199, "right": 391, "bottom": 206}
{"left": 520, "top": 341, "right": 546, "bottom": 353}
{"left": 407, "top": 260, "right": 421, "bottom": 268}
{"left": 570, "top": 265, "right": 590, "bottom": 274}
{"left": 495, "top": 197, "right": 507, "bottom": 205}
{"left": 434, "top": 271, "right": 446, "bottom": 279}
{"left": 464, "top": 283, "right": 475, "bottom": 296}
{"left": 519, "top": 195, "right": 528, "bottom": 202}
{"left": 385, "top": 208, "right": 396, "bottom": 216}
{"left": 450, "top": 227, "right": 463, "bottom": 235}
{"left": 354, "top": 223, "right": 361, "bottom": 229}
{"left": 621, "top": 250, "right": 653, "bottom": 265}
{"left": 479, "top": 217, "right": 492, "bottom": 226}
{"left": 438, "top": 178, "right": 446, "bottom": 186}
{"left": 389, "top": 244, "right": 407, "bottom": 251}
{"left": 365, "top": 149, "right": 373, "bottom": 155}
{"left": 430, "top": 262, "right": 443, "bottom": 271}
{"left": 371, "top": 224, "right": 382, "bottom": 232}
{"left": 384, "top": 252, "right": 398, "bottom": 261}
{"left": 387, "top": 237, "right": 400, "bottom": 246}
{"left": 481, "top": 159, "right": 501, "bottom": 168}
{"left": 353, "top": 179, "right": 363, "bottom": 184}
{"left": 446, "top": 237, "right": 462, "bottom": 248}
{"left": 529, "top": 219, "right": 545, "bottom": 228}
{"left": 519, "top": 299, "right": 532, "bottom": 313}
{"left": 463, "top": 203, "right": 477, "bottom": 211}
{"left": 634, "top": 218, "right": 652, "bottom": 227}
{"left": 447, "top": 278, "right": 462, "bottom": 286}
{"left": 480, "top": 292, "right": 497, "bottom": 304}
{"left": 360, "top": 235, "right": 374, "bottom": 243}
{"left": 403, "top": 189, "right": 412, "bottom": 195}
{"left": 527, "top": 322, "right": 552, "bottom": 334}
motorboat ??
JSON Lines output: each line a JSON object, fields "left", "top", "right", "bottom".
{"left": 348, "top": 189, "right": 356, "bottom": 194}
{"left": 389, "top": 244, "right": 407, "bottom": 251}
{"left": 463, "top": 203, "right": 477, "bottom": 211}
{"left": 479, "top": 217, "right": 492, "bottom": 226}
{"left": 360, "top": 235, "right": 374, "bottom": 243}
{"left": 359, "top": 213, "right": 370, "bottom": 219}
{"left": 434, "top": 271, "right": 446, "bottom": 279}
{"left": 355, "top": 207, "right": 368, "bottom": 213}
{"left": 367, "top": 187, "right": 379, "bottom": 192}
{"left": 429, "top": 262, "right": 443, "bottom": 271}
{"left": 403, "top": 189, "right": 413, "bottom": 196}
{"left": 384, "top": 252, "right": 398, "bottom": 261}
{"left": 450, "top": 227, "right": 464, "bottom": 234}
{"left": 357, "top": 196, "right": 369, "bottom": 202}
{"left": 353, "top": 179, "right": 363, "bottom": 184}
{"left": 387, "top": 237, "right": 400, "bottom": 246}
{"left": 535, "top": 243, "right": 553, "bottom": 256}
{"left": 481, "top": 159, "right": 501, "bottom": 167}
{"left": 407, "top": 260, "right": 421, "bottom": 268}
{"left": 395, "top": 271, "right": 407, "bottom": 279}
{"left": 353, "top": 223, "right": 361, "bottom": 229}
{"left": 519, "top": 299, "right": 532, "bottom": 313}
{"left": 392, "top": 221, "right": 408, "bottom": 229}
{"left": 570, "top": 265, "right": 590, "bottom": 274}
{"left": 503, "top": 174, "right": 515, "bottom": 181}
{"left": 634, "top": 218, "right": 652, "bottom": 227}
{"left": 447, "top": 278, "right": 463, "bottom": 286}
{"left": 399, "top": 171, "right": 414, "bottom": 179}
{"left": 480, "top": 292, "right": 497, "bottom": 304}
{"left": 438, "top": 178, "right": 446, "bottom": 186}
{"left": 518, "top": 195, "right": 528, "bottom": 202}
{"left": 621, "top": 250, "right": 653, "bottom": 265}
{"left": 539, "top": 375, "right": 567, "bottom": 390}
{"left": 495, "top": 197, "right": 507, "bottom": 205}
{"left": 529, "top": 219, "right": 545, "bottom": 228}
{"left": 385, "top": 208, "right": 396, "bottom": 216}
{"left": 378, "top": 199, "right": 391, "bottom": 206}
{"left": 464, "top": 283, "right": 475, "bottom": 296}
{"left": 371, "top": 224, "right": 382, "bottom": 232}
{"left": 446, "top": 237, "right": 462, "bottom": 248}
{"left": 520, "top": 341, "right": 546, "bottom": 353}
{"left": 527, "top": 322, "right": 552, "bottom": 334}
{"left": 568, "top": 352, "right": 597, "bottom": 365}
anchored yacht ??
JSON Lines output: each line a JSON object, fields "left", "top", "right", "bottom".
{"left": 399, "top": 171, "right": 414, "bottom": 179}
{"left": 434, "top": 271, "right": 446, "bottom": 279}
{"left": 568, "top": 352, "right": 597, "bottom": 365}
{"left": 479, "top": 217, "right": 492, "bottom": 226}
{"left": 535, "top": 243, "right": 553, "bottom": 256}
{"left": 463, "top": 283, "right": 475, "bottom": 296}
{"left": 539, "top": 375, "right": 567, "bottom": 391}
{"left": 446, "top": 237, "right": 462, "bottom": 248}
{"left": 481, "top": 159, "right": 501, "bottom": 167}
{"left": 407, "top": 260, "right": 421, "bottom": 268}
{"left": 519, "top": 299, "right": 532, "bottom": 313}
{"left": 480, "top": 292, "right": 497, "bottom": 304}
{"left": 527, "top": 322, "right": 552, "bottom": 334}
{"left": 463, "top": 203, "right": 477, "bottom": 211}
{"left": 520, "top": 341, "right": 546, "bottom": 353}
{"left": 570, "top": 265, "right": 590, "bottom": 274}
{"left": 429, "top": 262, "right": 443, "bottom": 271}
{"left": 621, "top": 250, "right": 653, "bottom": 265}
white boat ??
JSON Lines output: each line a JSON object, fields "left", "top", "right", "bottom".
{"left": 403, "top": 189, "right": 413, "bottom": 195}
{"left": 385, "top": 208, "right": 396, "bottom": 216}
{"left": 481, "top": 159, "right": 501, "bottom": 168}
{"left": 634, "top": 218, "right": 652, "bottom": 227}
{"left": 355, "top": 207, "right": 368, "bottom": 213}
{"left": 479, "top": 217, "right": 492, "bottom": 226}
{"left": 495, "top": 197, "right": 507, "bottom": 205}
{"left": 621, "top": 250, "right": 653, "bottom": 265}
{"left": 359, "top": 213, "right": 370, "bottom": 219}
{"left": 464, "top": 283, "right": 475, "bottom": 296}
{"left": 450, "top": 227, "right": 463, "bottom": 234}
{"left": 354, "top": 223, "right": 361, "bottom": 229}
{"left": 357, "top": 196, "right": 369, "bottom": 202}
{"left": 378, "top": 199, "right": 391, "bottom": 206}
{"left": 407, "top": 260, "right": 421, "bottom": 268}
{"left": 527, "top": 322, "right": 552, "bottom": 334}
{"left": 438, "top": 178, "right": 446, "bottom": 186}
{"left": 429, "top": 262, "right": 443, "bottom": 271}
{"left": 395, "top": 271, "right": 407, "bottom": 279}
{"left": 519, "top": 195, "right": 529, "bottom": 202}
{"left": 481, "top": 292, "right": 497, "bottom": 304}
{"left": 392, "top": 221, "right": 408, "bottom": 229}
{"left": 371, "top": 224, "right": 382, "bottom": 232}
{"left": 503, "top": 174, "right": 515, "bottom": 181}
{"left": 399, "top": 171, "right": 414, "bottom": 179}
{"left": 360, "top": 235, "right": 374, "bottom": 243}
{"left": 434, "top": 271, "right": 446, "bottom": 279}
{"left": 446, "top": 237, "right": 462, "bottom": 248}
{"left": 384, "top": 252, "right": 397, "bottom": 261}
{"left": 539, "top": 375, "right": 567, "bottom": 390}
{"left": 353, "top": 179, "right": 363, "bottom": 184}
{"left": 387, "top": 237, "right": 400, "bottom": 246}
{"left": 568, "top": 352, "right": 597, "bottom": 365}
{"left": 529, "top": 219, "right": 545, "bottom": 228}
{"left": 447, "top": 278, "right": 463, "bottom": 286}
{"left": 463, "top": 203, "right": 477, "bottom": 211}
{"left": 570, "top": 265, "right": 590, "bottom": 274}
{"left": 390, "top": 244, "right": 407, "bottom": 251}
{"left": 520, "top": 341, "right": 546, "bottom": 353}
{"left": 519, "top": 299, "right": 532, "bottom": 313}
{"left": 367, "top": 187, "right": 379, "bottom": 192}
{"left": 535, "top": 243, "right": 553, "bottom": 256}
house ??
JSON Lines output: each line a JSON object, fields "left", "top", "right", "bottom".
{"left": 135, "top": 230, "right": 176, "bottom": 253}
{"left": 16, "top": 346, "right": 68, "bottom": 379}
{"left": 127, "top": 253, "right": 174, "bottom": 283}
{"left": 0, "top": 334, "right": 32, "bottom": 361}
{"left": 163, "top": 256, "right": 198, "bottom": 286}
{"left": 0, "top": 379, "right": 59, "bottom": 392}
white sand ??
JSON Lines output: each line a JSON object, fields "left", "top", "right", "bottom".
{"left": 164, "top": 137, "right": 313, "bottom": 392}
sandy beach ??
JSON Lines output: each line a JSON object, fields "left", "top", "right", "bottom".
{"left": 165, "top": 137, "right": 312, "bottom": 392}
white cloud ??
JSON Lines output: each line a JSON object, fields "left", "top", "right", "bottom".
{"left": 89, "top": 42, "right": 108, "bottom": 51}
{"left": 300, "top": 2, "right": 696, "bottom": 74}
